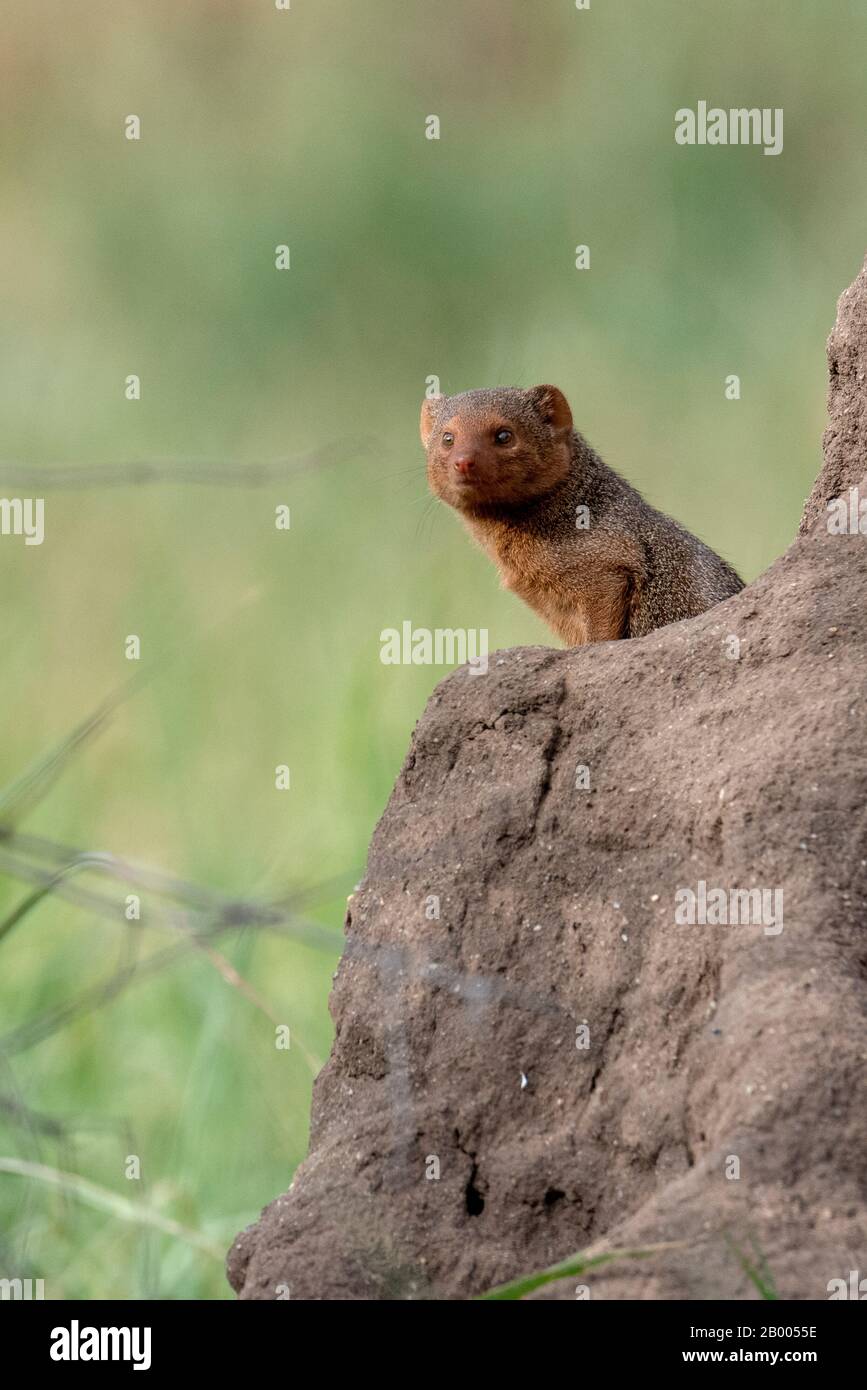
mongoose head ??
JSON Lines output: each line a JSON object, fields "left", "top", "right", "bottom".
{"left": 421, "top": 385, "right": 573, "bottom": 513}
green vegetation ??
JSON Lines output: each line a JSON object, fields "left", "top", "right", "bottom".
{"left": 478, "top": 1244, "right": 680, "bottom": 1301}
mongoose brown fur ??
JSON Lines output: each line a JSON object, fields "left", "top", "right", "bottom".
{"left": 421, "top": 384, "right": 743, "bottom": 646}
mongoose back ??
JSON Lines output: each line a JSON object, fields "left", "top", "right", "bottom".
{"left": 421, "top": 384, "right": 743, "bottom": 646}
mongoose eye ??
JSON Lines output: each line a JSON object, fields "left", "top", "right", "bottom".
{"left": 442, "top": 432, "right": 454, "bottom": 447}
{"left": 494, "top": 429, "right": 513, "bottom": 445}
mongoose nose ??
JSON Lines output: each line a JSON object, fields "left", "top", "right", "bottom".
{"left": 454, "top": 455, "right": 476, "bottom": 477}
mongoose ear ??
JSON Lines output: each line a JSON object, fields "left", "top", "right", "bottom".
{"left": 420, "top": 396, "right": 442, "bottom": 447}
{"left": 528, "top": 385, "right": 572, "bottom": 432}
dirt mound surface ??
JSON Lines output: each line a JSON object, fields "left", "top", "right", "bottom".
{"left": 228, "top": 257, "right": 867, "bottom": 1300}
{"left": 802, "top": 255, "right": 867, "bottom": 533}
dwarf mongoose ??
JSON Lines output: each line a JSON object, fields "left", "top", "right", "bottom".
{"left": 421, "top": 384, "right": 743, "bottom": 645}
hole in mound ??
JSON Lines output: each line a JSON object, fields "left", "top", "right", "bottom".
{"left": 465, "top": 1165, "right": 485, "bottom": 1217}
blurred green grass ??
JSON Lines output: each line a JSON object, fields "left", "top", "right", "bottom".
{"left": 0, "top": 0, "right": 864, "bottom": 1298}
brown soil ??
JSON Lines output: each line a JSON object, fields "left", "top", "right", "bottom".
{"left": 228, "top": 255, "right": 867, "bottom": 1300}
